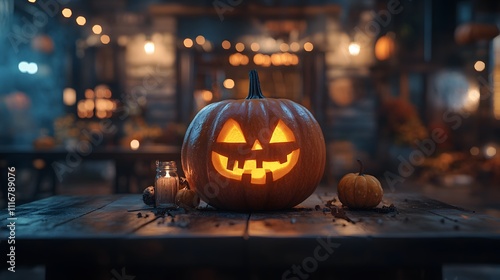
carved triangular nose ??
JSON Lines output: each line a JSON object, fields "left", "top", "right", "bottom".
{"left": 251, "top": 140, "right": 263, "bottom": 151}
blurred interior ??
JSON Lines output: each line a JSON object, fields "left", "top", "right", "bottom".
{"left": 1, "top": 0, "right": 500, "bottom": 217}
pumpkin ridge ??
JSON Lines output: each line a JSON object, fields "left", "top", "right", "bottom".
{"left": 360, "top": 176, "right": 369, "bottom": 208}
{"left": 367, "top": 175, "right": 383, "bottom": 207}
{"left": 347, "top": 176, "right": 357, "bottom": 207}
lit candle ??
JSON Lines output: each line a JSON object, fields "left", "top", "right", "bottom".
{"left": 154, "top": 161, "right": 179, "bottom": 209}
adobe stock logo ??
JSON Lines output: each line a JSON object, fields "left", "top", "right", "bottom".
{"left": 8, "top": 0, "right": 70, "bottom": 53}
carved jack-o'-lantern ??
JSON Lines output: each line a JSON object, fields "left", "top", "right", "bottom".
{"left": 211, "top": 118, "right": 300, "bottom": 185}
{"left": 181, "top": 70, "right": 326, "bottom": 211}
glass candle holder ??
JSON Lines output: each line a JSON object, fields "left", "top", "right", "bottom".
{"left": 154, "top": 161, "right": 179, "bottom": 209}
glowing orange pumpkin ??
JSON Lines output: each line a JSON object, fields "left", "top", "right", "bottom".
{"left": 181, "top": 70, "right": 326, "bottom": 211}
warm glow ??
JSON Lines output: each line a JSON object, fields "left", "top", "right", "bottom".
{"left": 201, "top": 90, "right": 213, "bottom": 102}
{"left": 211, "top": 150, "right": 300, "bottom": 184}
{"left": 304, "top": 42, "right": 314, "bottom": 52}
{"left": 63, "top": 88, "right": 76, "bottom": 106}
{"left": 468, "top": 89, "right": 480, "bottom": 101}
{"left": 77, "top": 101, "right": 85, "bottom": 112}
{"left": 470, "top": 146, "right": 480, "bottom": 156}
{"left": 223, "top": 78, "right": 235, "bottom": 89}
{"left": 485, "top": 145, "right": 497, "bottom": 158}
{"left": 269, "top": 120, "right": 296, "bottom": 143}
{"left": 474, "top": 61, "right": 485, "bottom": 72}
{"left": 235, "top": 42, "right": 245, "bottom": 52}
{"left": 76, "top": 16, "right": 86, "bottom": 26}
{"left": 250, "top": 42, "right": 260, "bottom": 52}
{"left": 92, "top": 25, "right": 102, "bottom": 35}
{"left": 279, "top": 43, "right": 289, "bottom": 52}
{"left": 229, "top": 54, "right": 238, "bottom": 66}
{"left": 62, "top": 8, "right": 72, "bottom": 18}
{"left": 100, "top": 35, "right": 110, "bottom": 44}
{"left": 375, "top": 35, "right": 395, "bottom": 61}
{"left": 196, "top": 35, "right": 206, "bottom": 45}
{"left": 254, "top": 54, "right": 264, "bottom": 65}
{"left": 85, "top": 89, "right": 94, "bottom": 99}
{"left": 464, "top": 88, "right": 480, "bottom": 111}
{"left": 240, "top": 54, "right": 249, "bottom": 65}
{"left": 84, "top": 100, "right": 94, "bottom": 111}
{"left": 271, "top": 53, "right": 282, "bottom": 66}
{"left": 222, "top": 40, "right": 231, "bottom": 50}
{"left": 216, "top": 119, "right": 246, "bottom": 143}
{"left": 289, "top": 42, "right": 300, "bottom": 52}
{"left": 212, "top": 118, "right": 300, "bottom": 184}
{"left": 96, "top": 110, "right": 106, "bottom": 119}
{"left": 348, "top": 42, "right": 361, "bottom": 56}
{"left": 95, "top": 99, "right": 106, "bottom": 111}
{"left": 144, "top": 41, "right": 155, "bottom": 54}
{"left": 28, "top": 0, "right": 36, "bottom": 3}
{"left": 184, "top": 38, "right": 193, "bottom": 48}
{"left": 251, "top": 140, "right": 263, "bottom": 151}
{"left": 262, "top": 55, "right": 271, "bottom": 67}
{"left": 130, "top": 139, "right": 140, "bottom": 150}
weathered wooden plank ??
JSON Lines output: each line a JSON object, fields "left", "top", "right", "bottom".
{"left": 316, "top": 190, "right": 500, "bottom": 236}
{"left": 0, "top": 195, "right": 97, "bottom": 220}
{"left": 247, "top": 192, "right": 368, "bottom": 237}
{"left": 39, "top": 195, "right": 158, "bottom": 237}
{"left": 0, "top": 195, "right": 121, "bottom": 238}
{"left": 135, "top": 208, "right": 249, "bottom": 237}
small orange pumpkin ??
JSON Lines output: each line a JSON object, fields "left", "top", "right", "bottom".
{"left": 337, "top": 160, "right": 383, "bottom": 209}
{"left": 175, "top": 187, "right": 200, "bottom": 209}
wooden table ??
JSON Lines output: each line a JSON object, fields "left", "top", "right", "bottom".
{"left": 1, "top": 186, "right": 500, "bottom": 280}
{"left": 0, "top": 145, "right": 181, "bottom": 198}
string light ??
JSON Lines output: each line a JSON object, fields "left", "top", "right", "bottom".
{"left": 250, "top": 42, "right": 260, "bottom": 52}
{"left": 223, "top": 79, "right": 235, "bottom": 89}
{"left": 222, "top": 40, "right": 231, "bottom": 50}
{"left": 279, "top": 43, "right": 289, "bottom": 52}
{"left": 100, "top": 35, "right": 110, "bottom": 44}
{"left": 76, "top": 16, "right": 86, "bottom": 26}
{"left": 184, "top": 38, "right": 193, "bottom": 48}
{"left": 235, "top": 42, "right": 245, "bottom": 52}
{"left": 304, "top": 42, "right": 314, "bottom": 52}
{"left": 196, "top": 35, "right": 206, "bottom": 45}
{"left": 474, "top": 61, "right": 485, "bottom": 72}
{"left": 92, "top": 25, "right": 102, "bottom": 35}
{"left": 290, "top": 42, "right": 300, "bottom": 52}
{"left": 62, "top": 8, "right": 72, "bottom": 18}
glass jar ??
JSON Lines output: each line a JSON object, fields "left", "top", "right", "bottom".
{"left": 154, "top": 161, "right": 179, "bottom": 209}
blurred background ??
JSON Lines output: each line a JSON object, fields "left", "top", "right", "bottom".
{"left": 0, "top": 0, "right": 499, "bottom": 215}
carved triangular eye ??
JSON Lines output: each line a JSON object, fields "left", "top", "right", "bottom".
{"left": 269, "top": 120, "right": 295, "bottom": 143}
{"left": 217, "top": 119, "right": 247, "bottom": 143}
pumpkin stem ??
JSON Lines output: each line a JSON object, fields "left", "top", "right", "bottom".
{"left": 357, "top": 159, "right": 364, "bottom": 176}
{"left": 247, "top": 70, "right": 265, "bottom": 99}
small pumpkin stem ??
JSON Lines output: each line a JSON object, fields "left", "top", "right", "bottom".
{"left": 247, "top": 70, "right": 265, "bottom": 99}
{"left": 357, "top": 159, "right": 364, "bottom": 176}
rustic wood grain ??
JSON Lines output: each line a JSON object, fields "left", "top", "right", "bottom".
{"left": 1, "top": 187, "right": 500, "bottom": 274}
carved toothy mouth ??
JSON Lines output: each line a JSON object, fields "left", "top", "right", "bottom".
{"left": 211, "top": 149, "right": 300, "bottom": 184}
